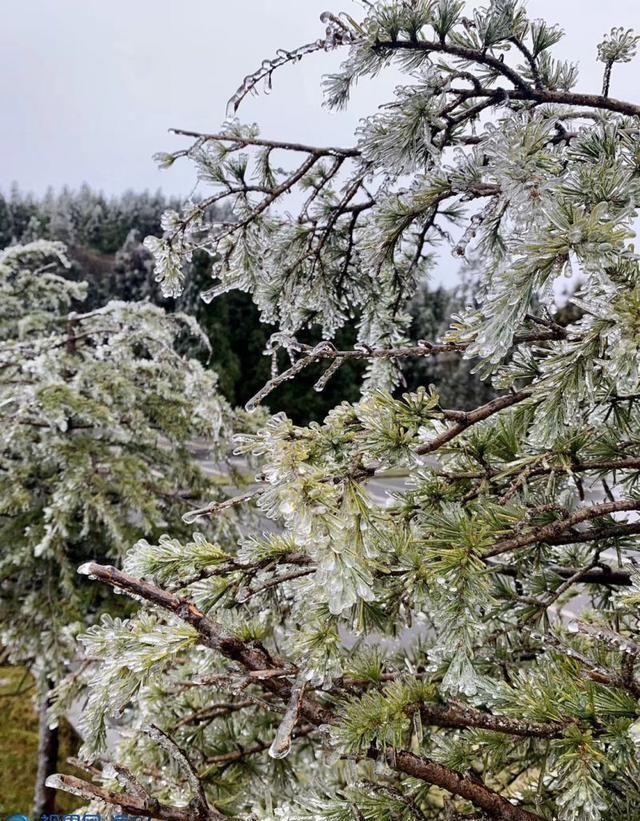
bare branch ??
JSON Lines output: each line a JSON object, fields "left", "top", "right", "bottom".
{"left": 170, "top": 128, "right": 360, "bottom": 159}
{"left": 182, "top": 488, "right": 263, "bottom": 525}
{"left": 443, "top": 456, "right": 640, "bottom": 484}
{"left": 245, "top": 329, "right": 565, "bottom": 410}
{"left": 205, "top": 726, "right": 316, "bottom": 767}
{"left": 227, "top": 40, "right": 331, "bottom": 115}
{"left": 569, "top": 620, "right": 640, "bottom": 658}
{"left": 146, "top": 725, "right": 212, "bottom": 817}
{"left": 414, "top": 702, "right": 564, "bottom": 739}
{"left": 171, "top": 700, "right": 257, "bottom": 731}
{"left": 45, "top": 773, "right": 226, "bottom": 821}
{"left": 236, "top": 567, "right": 315, "bottom": 603}
{"left": 493, "top": 563, "right": 633, "bottom": 588}
{"left": 531, "top": 631, "right": 640, "bottom": 698}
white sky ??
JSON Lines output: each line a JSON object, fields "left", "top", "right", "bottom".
{"left": 1, "top": 0, "right": 638, "bottom": 285}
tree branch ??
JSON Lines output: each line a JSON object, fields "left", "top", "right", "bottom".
{"left": 146, "top": 725, "right": 212, "bottom": 818}
{"left": 415, "top": 391, "right": 532, "bottom": 455}
{"left": 414, "top": 702, "right": 564, "bottom": 739}
{"left": 444, "top": 455, "right": 640, "bottom": 484}
{"left": 493, "top": 563, "right": 633, "bottom": 588}
{"left": 485, "top": 501, "right": 640, "bottom": 558}
{"left": 45, "top": 773, "right": 226, "bottom": 821}
{"left": 377, "top": 749, "right": 543, "bottom": 821}
{"left": 374, "top": 39, "right": 532, "bottom": 93}
{"left": 77, "top": 562, "right": 333, "bottom": 727}
{"left": 171, "top": 700, "right": 257, "bottom": 731}
{"left": 375, "top": 39, "right": 640, "bottom": 118}
{"left": 170, "top": 128, "right": 360, "bottom": 158}
{"left": 204, "top": 726, "right": 316, "bottom": 766}
{"left": 74, "top": 564, "right": 549, "bottom": 819}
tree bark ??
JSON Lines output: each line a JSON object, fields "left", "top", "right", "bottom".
{"left": 33, "top": 687, "right": 59, "bottom": 819}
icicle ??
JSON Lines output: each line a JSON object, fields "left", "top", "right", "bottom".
{"left": 343, "top": 757, "right": 358, "bottom": 784}
{"left": 375, "top": 755, "right": 390, "bottom": 776}
{"left": 411, "top": 709, "right": 423, "bottom": 752}
{"left": 102, "top": 763, "right": 118, "bottom": 780}
{"left": 182, "top": 507, "right": 206, "bottom": 525}
{"left": 268, "top": 676, "right": 306, "bottom": 759}
{"left": 201, "top": 282, "right": 231, "bottom": 304}
{"left": 313, "top": 358, "right": 343, "bottom": 392}
{"left": 245, "top": 380, "right": 277, "bottom": 412}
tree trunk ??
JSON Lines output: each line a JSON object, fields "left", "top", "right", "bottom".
{"left": 33, "top": 688, "right": 59, "bottom": 819}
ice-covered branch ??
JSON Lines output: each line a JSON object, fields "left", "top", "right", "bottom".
{"left": 415, "top": 391, "right": 533, "bottom": 455}
{"left": 374, "top": 37, "right": 640, "bottom": 117}
{"left": 486, "top": 500, "right": 640, "bottom": 558}
{"left": 45, "top": 773, "right": 226, "bottom": 821}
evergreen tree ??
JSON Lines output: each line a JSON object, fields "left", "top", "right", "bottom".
{"left": 0, "top": 241, "right": 237, "bottom": 815}
{"left": 0, "top": 193, "right": 14, "bottom": 247}
{"left": 112, "top": 229, "right": 157, "bottom": 303}
{"left": 8, "top": 184, "right": 39, "bottom": 242}
{"left": 45, "top": 7, "right": 640, "bottom": 818}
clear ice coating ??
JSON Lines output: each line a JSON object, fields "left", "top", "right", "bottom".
{"left": 102, "top": 762, "right": 118, "bottom": 780}
{"left": 268, "top": 731, "right": 293, "bottom": 760}
{"left": 268, "top": 677, "right": 307, "bottom": 759}
{"left": 77, "top": 561, "right": 96, "bottom": 576}
{"left": 16, "top": 8, "right": 640, "bottom": 819}
{"left": 314, "top": 358, "right": 342, "bottom": 392}
{"left": 182, "top": 507, "right": 207, "bottom": 525}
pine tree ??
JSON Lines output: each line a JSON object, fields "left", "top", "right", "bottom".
{"left": 0, "top": 242, "right": 236, "bottom": 815}
{"left": 0, "top": 192, "right": 13, "bottom": 248}
{"left": 50, "top": 3, "right": 640, "bottom": 819}
{"left": 1, "top": 184, "right": 453, "bottom": 416}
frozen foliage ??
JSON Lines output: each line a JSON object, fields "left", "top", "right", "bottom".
{"left": 0, "top": 240, "right": 82, "bottom": 340}
{"left": 48, "top": 3, "right": 640, "bottom": 820}
{"left": 0, "top": 243, "right": 236, "bottom": 690}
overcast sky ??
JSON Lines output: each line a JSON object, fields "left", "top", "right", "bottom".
{"left": 2, "top": 0, "right": 638, "bottom": 199}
